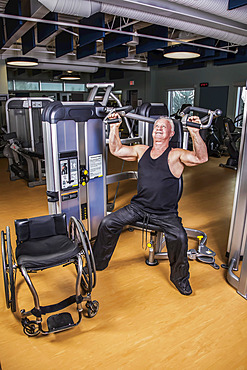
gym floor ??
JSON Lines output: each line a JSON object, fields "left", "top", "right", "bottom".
{"left": 0, "top": 154, "right": 247, "bottom": 370}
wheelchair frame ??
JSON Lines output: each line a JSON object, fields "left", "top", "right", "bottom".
{"left": 1, "top": 215, "right": 99, "bottom": 336}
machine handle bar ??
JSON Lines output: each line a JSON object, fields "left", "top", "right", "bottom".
{"left": 181, "top": 106, "right": 209, "bottom": 115}
{"left": 180, "top": 107, "right": 222, "bottom": 129}
{"left": 104, "top": 105, "right": 133, "bottom": 115}
{"left": 104, "top": 105, "right": 155, "bottom": 124}
{"left": 104, "top": 105, "right": 222, "bottom": 130}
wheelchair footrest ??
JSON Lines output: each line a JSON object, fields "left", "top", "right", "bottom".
{"left": 47, "top": 312, "right": 75, "bottom": 333}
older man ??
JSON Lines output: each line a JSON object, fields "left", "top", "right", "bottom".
{"left": 93, "top": 114, "right": 208, "bottom": 295}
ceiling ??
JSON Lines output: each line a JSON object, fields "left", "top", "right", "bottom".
{"left": 0, "top": 0, "right": 247, "bottom": 79}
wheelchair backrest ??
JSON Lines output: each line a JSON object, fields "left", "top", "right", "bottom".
{"left": 15, "top": 213, "right": 67, "bottom": 244}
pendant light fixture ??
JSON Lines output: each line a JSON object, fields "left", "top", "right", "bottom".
{"left": 163, "top": 45, "right": 201, "bottom": 59}
{"left": 6, "top": 57, "right": 39, "bottom": 67}
{"left": 60, "top": 71, "right": 81, "bottom": 80}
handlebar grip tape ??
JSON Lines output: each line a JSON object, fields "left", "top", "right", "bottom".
{"left": 186, "top": 121, "right": 201, "bottom": 129}
{"left": 105, "top": 118, "right": 121, "bottom": 124}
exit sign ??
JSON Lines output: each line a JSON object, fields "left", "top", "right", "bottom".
{"left": 129, "top": 80, "right": 135, "bottom": 86}
{"left": 200, "top": 82, "right": 209, "bottom": 87}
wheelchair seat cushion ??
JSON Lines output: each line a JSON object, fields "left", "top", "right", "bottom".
{"left": 16, "top": 235, "right": 81, "bottom": 269}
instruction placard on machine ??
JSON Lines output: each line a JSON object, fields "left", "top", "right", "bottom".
{"left": 89, "top": 154, "right": 103, "bottom": 179}
{"left": 60, "top": 158, "right": 79, "bottom": 190}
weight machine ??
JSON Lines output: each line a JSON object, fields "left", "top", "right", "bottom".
{"left": 3, "top": 97, "right": 53, "bottom": 186}
{"left": 42, "top": 88, "right": 221, "bottom": 269}
{"left": 104, "top": 104, "right": 222, "bottom": 269}
{"left": 225, "top": 83, "right": 247, "bottom": 299}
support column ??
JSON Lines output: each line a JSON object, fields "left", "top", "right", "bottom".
{"left": 0, "top": 60, "right": 8, "bottom": 94}
{"left": 0, "top": 60, "right": 8, "bottom": 130}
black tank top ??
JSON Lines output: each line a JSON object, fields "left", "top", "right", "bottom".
{"left": 131, "top": 146, "right": 180, "bottom": 214}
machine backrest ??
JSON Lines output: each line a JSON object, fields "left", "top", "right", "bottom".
{"left": 137, "top": 103, "right": 183, "bottom": 149}
{"left": 136, "top": 102, "right": 169, "bottom": 146}
{"left": 170, "top": 118, "right": 183, "bottom": 149}
{"left": 15, "top": 214, "right": 67, "bottom": 244}
{"left": 136, "top": 102, "right": 169, "bottom": 117}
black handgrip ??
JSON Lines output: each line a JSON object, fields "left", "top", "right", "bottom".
{"left": 186, "top": 122, "right": 201, "bottom": 129}
{"left": 114, "top": 105, "right": 133, "bottom": 114}
{"left": 182, "top": 106, "right": 209, "bottom": 115}
{"left": 105, "top": 118, "right": 121, "bottom": 124}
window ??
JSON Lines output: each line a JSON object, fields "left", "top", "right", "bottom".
{"left": 64, "top": 83, "right": 86, "bottom": 92}
{"left": 8, "top": 80, "right": 13, "bottom": 90}
{"left": 40, "top": 82, "right": 63, "bottom": 91}
{"left": 8, "top": 80, "right": 86, "bottom": 94}
{"left": 168, "top": 89, "right": 195, "bottom": 116}
{"left": 15, "top": 81, "right": 39, "bottom": 91}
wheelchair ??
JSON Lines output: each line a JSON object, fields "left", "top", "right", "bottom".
{"left": 1, "top": 213, "right": 99, "bottom": 336}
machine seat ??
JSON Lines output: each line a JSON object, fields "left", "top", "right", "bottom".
{"left": 21, "top": 148, "right": 44, "bottom": 159}
{"left": 15, "top": 214, "right": 81, "bottom": 269}
{"left": 131, "top": 220, "right": 163, "bottom": 233}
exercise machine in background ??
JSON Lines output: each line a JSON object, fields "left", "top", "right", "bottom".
{"left": 3, "top": 97, "right": 53, "bottom": 186}
{"left": 205, "top": 113, "right": 242, "bottom": 170}
{"left": 219, "top": 115, "right": 242, "bottom": 170}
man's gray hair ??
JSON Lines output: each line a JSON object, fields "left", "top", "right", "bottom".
{"left": 154, "top": 116, "right": 175, "bottom": 132}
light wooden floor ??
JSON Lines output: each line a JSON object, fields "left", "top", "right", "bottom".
{"left": 1, "top": 154, "right": 247, "bottom": 370}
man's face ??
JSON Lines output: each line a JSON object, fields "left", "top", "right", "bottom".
{"left": 152, "top": 119, "right": 174, "bottom": 142}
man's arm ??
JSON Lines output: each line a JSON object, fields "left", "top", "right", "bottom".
{"left": 179, "top": 116, "right": 208, "bottom": 167}
{"left": 108, "top": 113, "right": 147, "bottom": 161}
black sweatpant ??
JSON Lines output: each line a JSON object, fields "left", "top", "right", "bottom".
{"left": 93, "top": 203, "right": 189, "bottom": 282}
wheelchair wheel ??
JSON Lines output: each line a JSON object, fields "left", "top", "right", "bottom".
{"left": 1, "top": 230, "right": 10, "bottom": 309}
{"left": 1, "top": 227, "right": 16, "bottom": 312}
{"left": 85, "top": 300, "right": 99, "bottom": 318}
{"left": 77, "top": 219, "right": 96, "bottom": 289}
{"left": 69, "top": 217, "right": 93, "bottom": 293}
{"left": 6, "top": 226, "right": 16, "bottom": 312}
{"left": 22, "top": 318, "right": 40, "bottom": 337}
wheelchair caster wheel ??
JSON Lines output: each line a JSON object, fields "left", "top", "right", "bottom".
{"left": 22, "top": 318, "right": 40, "bottom": 337}
{"left": 85, "top": 300, "right": 99, "bottom": 318}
